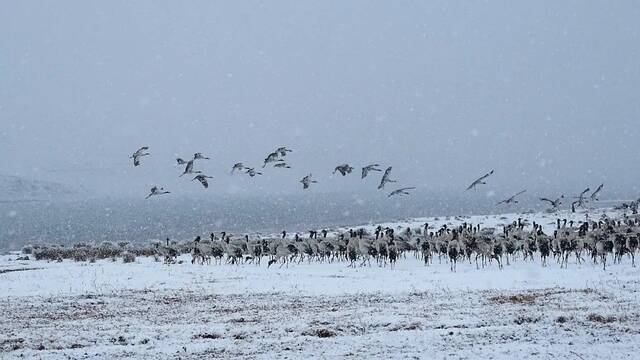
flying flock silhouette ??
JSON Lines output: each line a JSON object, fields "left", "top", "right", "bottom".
{"left": 131, "top": 145, "right": 604, "bottom": 211}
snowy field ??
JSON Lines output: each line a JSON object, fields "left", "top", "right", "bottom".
{"left": 1, "top": 210, "right": 640, "bottom": 359}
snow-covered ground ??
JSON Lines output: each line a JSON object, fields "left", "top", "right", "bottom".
{"left": 1, "top": 209, "right": 639, "bottom": 359}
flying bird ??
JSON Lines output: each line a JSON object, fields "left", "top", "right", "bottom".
{"left": 571, "top": 187, "right": 591, "bottom": 212}
{"left": 573, "top": 187, "right": 590, "bottom": 205}
{"left": 274, "top": 162, "right": 291, "bottom": 169}
{"left": 540, "top": 195, "right": 564, "bottom": 210}
{"left": 245, "top": 167, "right": 262, "bottom": 177}
{"left": 262, "top": 152, "right": 279, "bottom": 168}
{"left": 130, "top": 146, "right": 150, "bottom": 167}
{"left": 231, "top": 163, "right": 245, "bottom": 174}
{"left": 496, "top": 189, "right": 527, "bottom": 205}
{"left": 300, "top": 174, "right": 317, "bottom": 189}
{"left": 378, "top": 167, "right": 397, "bottom": 190}
{"left": 388, "top": 187, "right": 416, "bottom": 198}
{"left": 466, "top": 170, "right": 494, "bottom": 190}
{"left": 333, "top": 164, "right": 354, "bottom": 176}
{"left": 590, "top": 184, "right": 604, "bottom": 201}
{"left": 192, "top": 174, "right": 213, "bottom": 188}
{"left": 361, "top": 164, "right": 382, "bottom": 179}
{"left": 193, "top": 153, "right": 210, "bottom": 160}
{"left": 276, "top": 147, "right": 292, "bottom": 157}
{"left": 146, "top": 186, "right": 170, "bottom": 199}
{"left": 179, "top": 160, "right": 201, "bottom": 177}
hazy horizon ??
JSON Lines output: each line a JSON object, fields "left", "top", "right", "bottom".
{"left": 2, "top": 2, "right": 639, "bottom": 200}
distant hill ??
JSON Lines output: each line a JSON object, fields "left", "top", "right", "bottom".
{"left": 0, "top": 174, "right": 77, "bottom": 202}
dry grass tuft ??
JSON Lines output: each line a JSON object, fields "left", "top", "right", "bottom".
{"left": 193, "top": 333, "right": 223, "bottom": 340}
{"left": 489, "top": 294, "right": 537, "bottom": 305}
{"left": 586, "top": 313, "right": 619, "bottom": 323}
{"left": 303, "top": 328, "right": 337, "bottom": 338}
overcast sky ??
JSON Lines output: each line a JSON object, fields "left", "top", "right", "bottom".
{"left": 2, "top": 1, "right": 639, "bottom": 199}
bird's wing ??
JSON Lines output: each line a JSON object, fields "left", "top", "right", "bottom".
{"left": 465, "top": 180, "right": 478, "bottom": 190}
{"left": 399, "top": 187, "right": 416, "bottom": 192}
{"left": 477, "top": 170, "right": 494, "bottom": 182}
{"left": 591, "top": 184, "right": 604, "bottom": 197}
{"left": 539, "top": 198, "right": 554, "bottom": 204}
{"left": 513, "top": 189, "right": 527, "bottom": 198}
{"left": 580, "top": 188, "right": 590, "bottom": 196}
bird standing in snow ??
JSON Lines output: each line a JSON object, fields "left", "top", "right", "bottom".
{"left": 130, "top": 146, "right": 150, "bottom": 166}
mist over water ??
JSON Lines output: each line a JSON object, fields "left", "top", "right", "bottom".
{"left": 0, "top": 190, "right": 616, "bottom": 251}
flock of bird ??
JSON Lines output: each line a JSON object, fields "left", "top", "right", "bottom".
{"left": 130, "top": 145, "right": 416, "bottom": 199}
{"left": 131, "top": 145, "right": 609, "bottom": 213}
{"left": 150, "top": 213, "right": 640, "bottom": 272}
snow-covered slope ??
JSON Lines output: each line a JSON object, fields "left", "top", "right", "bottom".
{"left": 0, "top": 207, "right": 638, "bottom": 359}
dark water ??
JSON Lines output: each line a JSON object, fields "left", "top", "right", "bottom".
{"left": 0, "top": 191, "right": 548, "bottom": 250}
